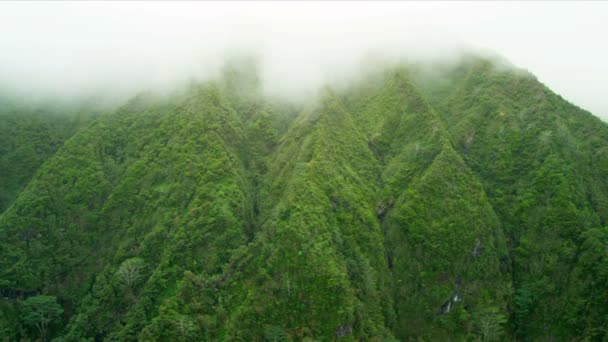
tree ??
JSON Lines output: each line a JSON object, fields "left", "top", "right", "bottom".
{"left": 20, "top": 295, "right": 63, "bottom": 341}
{"left": 473, "top": 307, "right": 507, "bottom": 342}
{"left": 116, "top": 257, "right": 146, "bottom": 289}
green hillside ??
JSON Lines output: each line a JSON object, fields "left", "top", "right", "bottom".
{"left": 1, "top": 55, "right": 607, "bottom": 341}
{"left": 0, "top": 98, "right": 99, "bottom": 213}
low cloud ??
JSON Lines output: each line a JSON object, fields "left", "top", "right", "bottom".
{"left": 1, "top": 2, "right": 607, "bottom": 118}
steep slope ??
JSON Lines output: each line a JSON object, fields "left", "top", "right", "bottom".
{"left": 0, "top": 84, "right": 256, "bottom": 340}
{"left": 418, "top": 57, "right": 608, "bottom": 339}
{"left": 345, "top": 70, "right": 511, "bottom": 340}
{"left": 142, "top": 90, "right": 394, "bottom": 340}
{"left": 0, "top": 98, "right": 98, "bottom": 213}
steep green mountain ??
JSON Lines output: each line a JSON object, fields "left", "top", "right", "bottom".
{"left": 1, "top": 55, "right": 607, "bottom": 341}
{"left": 0, "top": 98, "right": 99, "bottom": 213}
{"left": 344, "top": 70, "right": 511, "bottom": 340}
{"left": 414, "top": 57, "right": 608, "bottom": 339}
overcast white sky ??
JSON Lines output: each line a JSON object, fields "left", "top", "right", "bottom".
{"left": 0, "top": 1, "right": 607, "bottom": 118}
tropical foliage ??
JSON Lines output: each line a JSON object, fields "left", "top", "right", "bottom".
{"left": 1, "top": 55, "right": 607, "bottom": 340}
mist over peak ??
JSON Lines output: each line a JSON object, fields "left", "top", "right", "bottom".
{"left": 2, "top": 4, "right": 608, "bottom": 340}
{"left": 1, "top": 2, "right": 607, "bottom": 118}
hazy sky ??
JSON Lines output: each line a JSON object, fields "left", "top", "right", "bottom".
{"left": 1, "top": 1, "right": 607, "bottom": 118}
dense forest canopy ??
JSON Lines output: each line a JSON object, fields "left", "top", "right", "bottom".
{"left": 1, "top": 55, "right": 607, "bottom": 341}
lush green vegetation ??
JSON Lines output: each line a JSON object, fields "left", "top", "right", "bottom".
{"left": 1, "top": 55, "right": 607, "bottom": 340}
{"left": 0, "top": 98, "right": 99, "bottom": 212}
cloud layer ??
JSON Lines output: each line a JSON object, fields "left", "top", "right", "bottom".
{"left": 1, "top": 1, "right": 607, "bottom": 118}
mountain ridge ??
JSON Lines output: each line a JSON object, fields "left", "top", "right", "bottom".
{"left": 1, "top": 55, "right": 607, "bottom": 341}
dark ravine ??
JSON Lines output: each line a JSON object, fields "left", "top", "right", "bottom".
{"left": 1, "top": 55, "right": 608, "bottom": 341}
